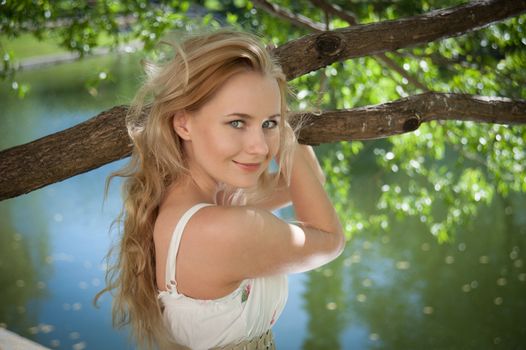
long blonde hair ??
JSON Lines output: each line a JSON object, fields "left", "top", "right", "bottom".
{"left": 95, "top": 29, "right": 295, "bottom": 349}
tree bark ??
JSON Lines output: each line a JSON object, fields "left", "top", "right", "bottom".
{"left": 275, "top": 0, "right": 526, "bottom": 79}
{"left": 254, "top": 0, "right": 430, "bottom": 91}
{"left": 293, "top": 92, "right": 526, "bottom": 144}
{"left": 0, "top": 106, "right": 132, "bottom": 200}
{"left": 1, "top": 93, "right": 525, "bottom": 201}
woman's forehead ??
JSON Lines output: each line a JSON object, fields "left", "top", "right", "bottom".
{"left": 201, "top": 71, "right": 281, "bottom": 116}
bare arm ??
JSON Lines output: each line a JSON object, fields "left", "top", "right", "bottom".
{"left": 253, "top": 145, "right": 326, "bottom": 211}
{"left": 287, "top": 143, "right": 341, "bottom": 236}
{"left": 300, "top": 145, "right": 326, "bottom": 185}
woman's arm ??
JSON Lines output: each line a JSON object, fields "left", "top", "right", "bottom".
{"left": 287, "top": 143, "right": 342, "bottom": 240}
{"left": 253, "top": 145, "right": 326, "bottom": 211}
{"left": 299, "top": 145, "right": 326, "bottom": 185}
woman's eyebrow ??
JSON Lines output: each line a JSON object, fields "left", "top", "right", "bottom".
{"left": 223, "top": 113, "right": 281, "bottom": 119}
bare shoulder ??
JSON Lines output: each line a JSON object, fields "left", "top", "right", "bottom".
{"left": 188, "top": 205, "right": 280, "bottom": 235}
{"left": 185, "top": 205, "right": 286, "bottom": 246}
{"left": 182, "top": 205, "right": 344, "bottom": 282}
{"left": 153, "top": 202, "right": 196, "bottom": 288}
{"left": 153, "top": 202, "right": 192, "bottom": 242}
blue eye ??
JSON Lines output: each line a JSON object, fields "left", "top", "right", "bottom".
{"left": 262, "top": 120, "right": 278, "bottom": 129}
{"left": 229, "top": 120, "right": 244, "bottom": 129}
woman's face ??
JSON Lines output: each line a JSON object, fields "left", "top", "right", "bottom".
{"left": 176, "top": 71, "right": 282, "bottom": 189}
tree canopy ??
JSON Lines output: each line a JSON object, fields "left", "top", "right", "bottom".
{"left": 1, "top": 0, "right": 525, "bottom": 241}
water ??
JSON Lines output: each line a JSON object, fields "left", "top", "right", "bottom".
{"left": 1, "top": 53, "right": 525, "bottom": 350}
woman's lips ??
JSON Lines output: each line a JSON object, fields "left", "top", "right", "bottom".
{"left": 233, "top": 160, "right": 261, "bottom": 172}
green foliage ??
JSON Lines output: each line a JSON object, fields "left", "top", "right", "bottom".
{"left": 259, "top": 1, "right": 526, "bottom": 242}
{"left": 1, "top": 0, "right": 190, "bottom": 96}
{"left": 1, "top": 0, "right": 525, "bottom": 242}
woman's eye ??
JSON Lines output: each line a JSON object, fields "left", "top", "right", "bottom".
{"left": 229, "top": 120, "right": 244, "bottom": 129}
{"left": 262, "top": 120, "right": 278, "bottom": 129}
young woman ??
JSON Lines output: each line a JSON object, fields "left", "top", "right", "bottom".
{"left": 96, "top": 29, "right": 345, "bottom": 349}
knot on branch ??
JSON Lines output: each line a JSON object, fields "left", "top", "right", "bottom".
{"left": 315, "top": 33, "right": 343, "bottom": 56}
{"left": 403, "top": 115, "right": 421, "bottom": 132}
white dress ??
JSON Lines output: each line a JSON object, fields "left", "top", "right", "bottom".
{"left": 158, "top": 203, "right": 288, "bottom": 349}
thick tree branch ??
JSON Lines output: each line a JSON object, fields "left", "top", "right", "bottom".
{"left": 256, "top": 0, "right": 429, "bottom": 91}
{"left": 0, "top": 106, "right": 132, "bottom": 201}
{"left": 293, "top": 92, "right": 526, "bottom": 144}
{"left": 313, "top": 0, "right": 430, "bottom": 90}
{"left": 310, "top": 0, "right": 430, "bottom": 90}
{"left": 275, "top": 0, "right": 526, "bottom": 80}
{"left": 1, "top": 93, "right": 525, "bottom": 201}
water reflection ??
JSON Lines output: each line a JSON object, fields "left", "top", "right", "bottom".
{"left": 302, "top": 256, "right": 347, "bottom": 349}
{"left": 331, "top": 192, "right": 526, "bottom": 349}
{"left": 0, "top": 203, "right": 48, "bottom": 336}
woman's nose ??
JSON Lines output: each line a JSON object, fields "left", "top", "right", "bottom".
{"left": 245, "top": 128, "right": 269, "bottom": 156}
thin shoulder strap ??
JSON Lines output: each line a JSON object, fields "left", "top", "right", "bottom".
{"left": 165, "top": 203, "right": 213, "bottom": 294}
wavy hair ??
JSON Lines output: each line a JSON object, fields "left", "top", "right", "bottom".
{"left": 94, "top": 29, "right": 295, "bottom": 349}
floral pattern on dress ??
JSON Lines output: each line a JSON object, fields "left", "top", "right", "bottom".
{"left": 241, "top": 283, "right": 252, "bottom": 303}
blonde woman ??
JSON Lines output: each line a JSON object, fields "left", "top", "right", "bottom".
{"left": 96, "top": 29, "right": 345, "bottom": 349}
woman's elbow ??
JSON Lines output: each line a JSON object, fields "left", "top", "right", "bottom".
{"left": 319, "top": 172, "right": 327, "bottom": 186}
{"left": 335, "top": 233, "right": 346, "bottom": 257}
{"left": 328, "top": 230, "right": 346, "bottom": 260}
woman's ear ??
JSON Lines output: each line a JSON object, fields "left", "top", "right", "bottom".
{"left": 172, "top": 111, "right": 192, "bottom": 140}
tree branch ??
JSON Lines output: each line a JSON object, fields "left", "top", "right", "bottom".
{"left": 0, "top": 106, "right": 132, "bottom": 201}
{"left": 251, "top": 0, "right": 326, "bottom": 31}
{"left": 1, "top": 93, "right": 525, "bottom": 201}
{"left": 310, "top": 0, "right": 430, "bottom": 90}
{"left": 375, "top": 52, "right": 429, "bottom": 91}
{"left": 293, "top": 92, "right": 526, "bottom": 144}
{"left": 275, "top": 0, "right": 526, "bottom": 80}
{"left": 256, "top": 0, "right": 429, "bottom": 91}
{"left": 308, "top": 0, "right": 359, "bottom": 26}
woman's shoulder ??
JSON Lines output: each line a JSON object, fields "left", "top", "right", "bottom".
{"left": 154, "top": 201, "right": 208, "bottom": 236}
{"left": 154, "top": 201, "right": 234, "bottom": 236}
{"left": 155, "top": 203, "right": 280, "bottom": 258}
{"left": 155, "top": 203, "right": 278, "bottom": 285}
{"left": 182, "top": 204, "right": 276, "bottom": 234}
{"left": 160, "top": 204, "right": 249, "bottom": 234}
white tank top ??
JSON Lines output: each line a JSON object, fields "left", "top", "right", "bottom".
{"left": 158, "top": 203, "right": 288, "bottom": 349}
